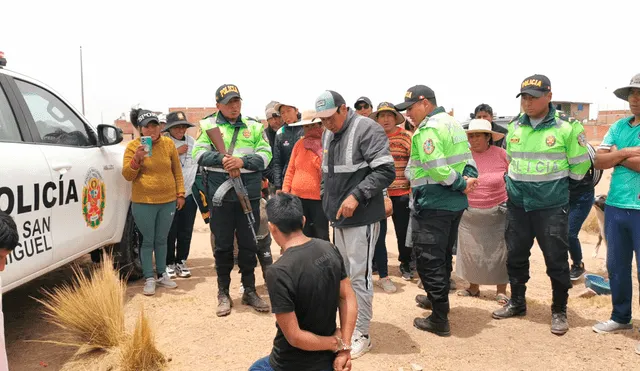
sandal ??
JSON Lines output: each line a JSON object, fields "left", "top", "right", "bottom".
{"left": 457, "top": 289, "right": 480, "bottom": 297}
{"left": 495, "top": 293, "right": 509, "bottom": 305}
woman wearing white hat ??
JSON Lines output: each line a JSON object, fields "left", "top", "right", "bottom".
{"left": 281, "top": 110, "right": 329, "bottom": 241}
{"left": 455, "top": 119, "right": 510, "bottom": 304}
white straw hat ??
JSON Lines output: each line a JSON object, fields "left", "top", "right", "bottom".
{"left": 466, "top": 119, "right": 505, "bottom": 142}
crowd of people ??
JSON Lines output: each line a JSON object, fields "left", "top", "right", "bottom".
{"left": 118, "top": 73, "right": 640, "bottom": 371}
{"left": 1, "top": 72, "right": 637, "bottom": 371}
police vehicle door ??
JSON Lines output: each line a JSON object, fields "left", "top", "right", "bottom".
{"left": 0, "top": 75, "right": 55, "bottom": 287}
{"left": 9, "top": 78, "right": 119, "bottom": 260}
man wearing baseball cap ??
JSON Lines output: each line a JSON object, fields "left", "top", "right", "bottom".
{"left": 262, "top": 102, "right": 283, "bottom": 190}
{"left": 354, "top": 96, "right": 373, "bottom": 117}
{"left": 192, "top": 84, "right": 273, "bottom": 316}
{"left": 314, "top": 90, "right": 395, "bottom": 359}
{"left": 493, "top": 75, "right": 590, "bottom": 336}
{"left": 396, "top": 85, "right": 478, "bottom": 337}
{"left": 592, "top": 74, "right": 640, "bottom": 344}
{"left": 272, "top": 102, "right": 304, "bottom": 192}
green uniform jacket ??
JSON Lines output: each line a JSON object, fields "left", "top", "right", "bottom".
{"left": 407, "top": 107, "right": 478, "bottom": 212}
{"left": 505, "top": 106, "right": 591, "bottom": 211}
{"left": 192, "top": 113, "right": 272, "bottom": 202}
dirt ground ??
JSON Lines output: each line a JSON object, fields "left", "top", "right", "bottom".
{"left": 5, "top": 170, "right": 640, "bottom": 371}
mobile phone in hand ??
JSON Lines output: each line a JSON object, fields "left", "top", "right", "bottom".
{"left": 140, "top": 136, "right": 152, "bottom": 157}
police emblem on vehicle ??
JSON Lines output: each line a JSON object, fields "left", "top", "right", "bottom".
{"left": 423, "top": 139, "right": 435, "bottom": 154}
{"left": 577, "top": 131, "right": 587, "bottom": 147}
{"left": 82, "top": 168, "right": 106, "bottom": 229}
{"left": 546, "top": 135, "right": 556, "bottom": 147}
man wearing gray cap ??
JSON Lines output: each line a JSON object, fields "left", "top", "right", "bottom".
{"left": 314, "top": 90, "right": 395, "bottom": 359}
{"left": 592, "top": 74, "right": 640, "bottom": 349}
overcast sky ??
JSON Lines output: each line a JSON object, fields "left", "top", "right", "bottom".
{"left": 3, "top": 0, "right": 639, "bottom": 126}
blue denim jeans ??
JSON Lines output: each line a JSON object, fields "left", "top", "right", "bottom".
{"left": 568, "top": 190, "right": 595, "bottom": 265}
{"left": 249, "top": 356, "right": 333, "bottom": 371}
{"left": 605, "top": 205, "right": 640, "bottom": 324}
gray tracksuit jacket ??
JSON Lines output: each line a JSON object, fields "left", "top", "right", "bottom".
{"left": 321, "top": 109, "right": 396, "bottom": 228}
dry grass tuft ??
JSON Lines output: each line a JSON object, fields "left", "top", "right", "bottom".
{"left": 34, "top": 252, "right": 126, "bottom": 350}
{"left": 120, "top": 307, "right": 166, "bottom": 371}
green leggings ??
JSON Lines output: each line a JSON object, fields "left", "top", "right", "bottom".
{"left": 131, "top": 201, "right": 176, "bottom": 279}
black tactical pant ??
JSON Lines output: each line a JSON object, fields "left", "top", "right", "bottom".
{"left": 412, "top": 209, "right": 464, "bottom": 323}
{"left": 211, "top": 200, "right": 260, "bottom": 292}
{"left": 505, "top": 202, "right": 571, "bottom": 312}
{"left": 301, "top": 199, "right": 330, "bottom": 241}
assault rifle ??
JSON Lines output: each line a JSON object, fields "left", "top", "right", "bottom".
{"left": 206, "top": 127, "right": 258, "bottom": 244}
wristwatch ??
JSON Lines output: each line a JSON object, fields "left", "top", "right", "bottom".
{"left": 334, "top": 336, "right": 351, "bottom": 353}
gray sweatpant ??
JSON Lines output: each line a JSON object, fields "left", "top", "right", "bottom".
{"left": 334, "top": 222, "right": 380, "bottom": 336}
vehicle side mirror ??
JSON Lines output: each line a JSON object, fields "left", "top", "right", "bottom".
{"left": 97, "top": 124, "right": 123, "bottom": 146}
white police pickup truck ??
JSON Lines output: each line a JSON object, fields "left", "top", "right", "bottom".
{"left": 0, "top": 52, "right": 142, "bottom": 293}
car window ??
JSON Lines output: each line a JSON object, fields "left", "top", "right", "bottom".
{"left": 0, "top": 85, "right": 21, "bottom": 142}
{"left": 14, "top": 79, "right": 96, "bottom": 147}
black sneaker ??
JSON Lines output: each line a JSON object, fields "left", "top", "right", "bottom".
{"left": 409, "top": 260, "right": 417, "bottom": 279}
{"left": 551, "top": 312, "right": 569, "bottom": 335}
{"left": 569, "top": 263, "right": 585, "bottom": 281}
{"left": 400, "top": 262, "right": 412, "bottom": 281}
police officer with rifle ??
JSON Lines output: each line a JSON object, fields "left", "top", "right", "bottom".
{"left": 193, "top": 84, "right": 272, "bottom": 317}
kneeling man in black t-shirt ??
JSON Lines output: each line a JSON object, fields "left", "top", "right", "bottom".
{"left": 249, "top": 193, "right": 358, "bottom": 371}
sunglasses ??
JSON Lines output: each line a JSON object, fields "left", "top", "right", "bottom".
{"left": 355, "top": 103, "right": 371, "bottom": 110}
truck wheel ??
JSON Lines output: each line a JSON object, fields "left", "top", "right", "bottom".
{"left": 112, "top": 208, "right": 143, "bottom": 280}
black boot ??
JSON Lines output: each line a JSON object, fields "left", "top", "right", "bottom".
{"left": 415, "top": 294, "right": 432, "bottom": 310}
{"left": 551, "top": 310, "right": 569, "bottom": 335}
{"left": 492, "top": 284, "right": 526, "bottom": 319}
{"left": 492, "top": 300, "right": 527, "bottom": 319}
{"left": 216, "top": 289, "right": 232, "bottom": 317}
{"left": 242, "top": 289, "right": 270, "bottom": 312}
{"left": 551, "top": 288, "right": 569, "bottom": 335}
{"left": 413, "top": 316, "right": 450, "bottom": 337}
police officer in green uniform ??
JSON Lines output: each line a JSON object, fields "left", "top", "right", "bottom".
{"left": 396, "top": 85, "right": 478, "bottom": 336}
{"left": 193, "top": 84, "right": 272, "bottom": 317}
{"left": 492, "top": 75, "right": 591, "bottom": 335}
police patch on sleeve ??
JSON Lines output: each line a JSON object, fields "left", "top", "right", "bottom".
{"left": 423, "top": 138, "right": 435, "bottom": 154}
{"left": 577, "top": 131, "right": 587, "bottom": 147}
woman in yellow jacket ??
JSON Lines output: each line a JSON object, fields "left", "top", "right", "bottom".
{"left": 122, "top": 108, "right": 185, "bottom": 296}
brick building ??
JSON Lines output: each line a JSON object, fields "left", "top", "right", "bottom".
{"left": 596, "top": 109, "right": 632, "bottom": 125}
{"left": 578, "top": 109, "right": 633, "bottom": 143}
{"left": 114, "top": 118, "right": 136, "bottom": 140}
{"left": 551, "top": 101, "right": 590, "bottom": 122}
{"left": 168, "top": 107, "right": 218, "bottom": 138}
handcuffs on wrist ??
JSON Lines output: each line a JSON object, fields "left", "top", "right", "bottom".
{"left": 334, "top": 336, "right": 351, "bottom": 353}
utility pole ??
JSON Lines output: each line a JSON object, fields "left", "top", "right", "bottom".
{"left": 80, "top": 46, "right": 85, "bottom": 115}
